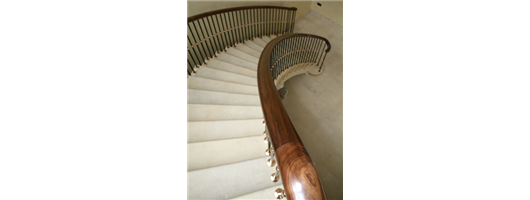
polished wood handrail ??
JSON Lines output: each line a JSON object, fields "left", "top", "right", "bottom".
{"left": 258, "top": 33, "right": 331, "bottom": 200}
{"left": 188, "top": 6, "right": 297, "bottom": 23}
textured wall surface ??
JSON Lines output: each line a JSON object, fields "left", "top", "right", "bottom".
{"left": 310, "top": 0, "right": 343, "bottom": 27}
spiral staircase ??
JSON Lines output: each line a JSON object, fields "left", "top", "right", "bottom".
{"left": 187, "top": 6, "right": 331, "bottom": 200}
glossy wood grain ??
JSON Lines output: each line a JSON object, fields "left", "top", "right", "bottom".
{"left": 188, "top": 6, "right": 297, "bottom": 23}
{"left": 258, "top": 33, "right": 330, "bottom": 200}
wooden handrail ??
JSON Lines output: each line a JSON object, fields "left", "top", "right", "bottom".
{"left": 188, "top": 6, "right": 297, "bottom": 23}
{"left": 258, "top": 33, "right": 331, "bottom": 200}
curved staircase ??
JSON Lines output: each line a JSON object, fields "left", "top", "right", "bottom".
{"left": 188, "top": 35, "right": 285, "bottom": 199}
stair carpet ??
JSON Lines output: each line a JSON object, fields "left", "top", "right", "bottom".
{"left": 188, "top": 35, "right": 283, "bottom": 200}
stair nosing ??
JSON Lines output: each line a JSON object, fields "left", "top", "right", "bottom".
{"left": 187, "top": 156, "right": 268, "bottom": 173}
{"left": 187, "top": 135, "right": 264, "bottom": 145}
{"left": 208, "top": 59, "right": 257, "bottom": 72}
{"left": 199, "top": 64, "right": 257, "bottom": 79}
{"left": 218, "top": 53, "right": 259, "bottom": 66}
{"left": 188, "top": 76, "right": 258, "bottom": 89}
{"left": 227, "top": 46, "right": 260, "bottom": 60}
{"left": 235, "top": 42, "right": 262, "bottom": 54}
{"left": 188, "top": 88, "right": 259, "bottom": 97}
{"left": 194, "top": 66, "right": 257, "bottom": 87}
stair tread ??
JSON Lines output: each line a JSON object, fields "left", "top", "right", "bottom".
{"left": 216, "top": 53, "right": 258, "bottom": 71}
{"left": 188, "top": 119, "right": 264, "bottom": 143}
{"left": 188, "top": 104, "right": 263, "bottom": 121}
{"left": 244, "top": 40, "right": 265, "bottom": 52}
{"left": 188, "top": 157, "right": 281, "bottom": 200}
{"left": 188, "top": 135, "right": 267, "bottom": 171}
{"left": 229, "top": 184, "right": 283, "bottom": 200}
{"left": 205, "top": 59, "right": 257, "bottom": 78}
{"left": 226, "top": 46, "right": 259, "bottom": 64}
{"left": 253, "top": 37, "right": 268, "bottom": 47}
{"left": 194, "top": 66, "right": 257, "bottom": 86}
{"left": 187, "top": 89, "right": 260, "bottom": 106}
{"left": 235, "top": 43, "right": 261, "bottom": 58}
{"left": 188, "top": 76, "right": 258, "bottom": 95}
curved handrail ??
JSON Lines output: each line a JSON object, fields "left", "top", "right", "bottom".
{"left": 188, "top": 6, "right": 297, "bottom": 22}
{"left": 187, "top": 6, "right": 298, "bottom": 76}
{"left": 258, "top": 33, "right": 331, "bottom": 200}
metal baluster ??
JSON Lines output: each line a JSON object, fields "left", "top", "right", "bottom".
{"left": 253, "top": 9, "right": 257, "bottom": 39}
{"left": 223, "top": 13, "right": 231, "bottom": 48}
{"left": 229, "top": 11, "right": 237, "bottom": 45}
{"left": 315, "top": 39, "right": 324, "bottom": 65}
{"left": 256, "top": 9, "right": 260, "bottom": 38}
{"left": 187, "top": 59, "right": 193, "bottom": 75}
{"left": 187, "top": 37, "right": 199, "bottom": 68}
{"left": 207, "top": 16, "right": 223, "bottom": 56}
{"left": 210, "top": 16, "right": 224, "bottom": 54}
{"left": 284, "top": 10, "right": 290, "bottom": 33}
{"left": 308, "top": 37, "right": 317, "bottom": 64}
{"left": 188, "top": 23, "right": 206, "bottom": 65}
{"left": 194, "top": 20, "right": 212, "bottom": 61}
{"left": 200, "top": 18, "right": 215, "bottom": 59}
{"left": 242, "top": 10, "right": 248, "bottom": 41}
{"left": 214, "top": 15, "right": 228, "bottom": 51}
{"left": 204, "top": 17, "right": 221, "bottom": 55}
{"left": 226, "top": 12, "right": 236, "bottom": 47}
{"left": 281, "top": 41, "right": 286, "bottom": 74}
{"left": 282, "top": 10, "right": 287, "bottom": 34}
{"left": 290, "top": 10, "right": 295, "bottom": 33}
{"left": 236, "top": 10, "right": 245, "bottom": 44}
{"left": 266, "top": 8, "right": 270, "bottom": 36}
{"left": 192, "top": 21, "right": 211, "bottom": 61}
{"left": 319, "top": 51, "right": 328, "bottom": 72}
{"left": 288, "top": 38, "right": 296, "bottom": 68}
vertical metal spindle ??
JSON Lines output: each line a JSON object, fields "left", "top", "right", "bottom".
{"left": 187, "top": 36, "right": 201, "bottom": 67}
{"left": 214, "top": 15, "right": 227, "bottom": 51}
{"left": 281, "top": 41, "right": 286, "bottom": 73}
{"left": 188, "top": 23, "right": 206, "bottom": 65}
{"left": 256, "top": 9, "right": 260, "bottom": 38}
{"left": 241, "top": 10, "right": 248, "bottom": 41}
{"left": 225, "top": 12, "right": 236, "bottom": 47}
{"left": 302, "top": 37, "right": 310, "bottom": 62}
{"left": 208, "top": 17, "right": 222, "bottom": 54}
{"left": 226, "top": 13, "right": 235, "bottom": 47}
{"left": 237, "top": 11, "right": 243, "bottom": 43}
{"left": 266, "top": 8, "right": 270, "bottom": 36}
{"left": 291, "top": 10, "right": 296, "bottom": 33}
{"left": 193, "top": 20, "right": 211, "bottom": 60}
{"left": 282, "top": 10, "right": 287, "bottom": 34}
{"left": 187, "top": 59, "right": 194, "bottom": 75}
{"left": 246, "top": 10, "right": 251, "bottom": 41}
{"left": 205, "top": 17, "right": 221, "bottom": 55}
{"left": 229, "top": 12, "right": 237, "bottom": 44}
{"left": 319, "top": 51, "right": 328, "bottom": 72}
{"left": 219, "top": 13, "right": 232, "bottom": 47}
{"left": 271, "top": 9, "right": 278, "bottom": 36}
{"left": 307, "top": 37, "right": 317, "bottom": 63}
{"left": 286, "top": 10, "right": 291, "bottom": 33}
{"left": 254, "top": 9, "right": 258, "bottom": 39}
{"left": 200, "top": 18, "right": 216, "bottom": 59}
{"left": 198, "top": 19, "right": 213, "bottom": 60}
{"left": 311, "top": 39, "right": 323, "bottom": 63}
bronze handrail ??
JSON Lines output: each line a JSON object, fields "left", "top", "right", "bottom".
{"left": 188, "top": 6, "right": 297, "bottom": 22}
{"left": 258, "top": 33, "right": 331, "bottom": 200}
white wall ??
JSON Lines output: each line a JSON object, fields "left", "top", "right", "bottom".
{"left": 310, "top": 0, "right": 343, "bottom": 27}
